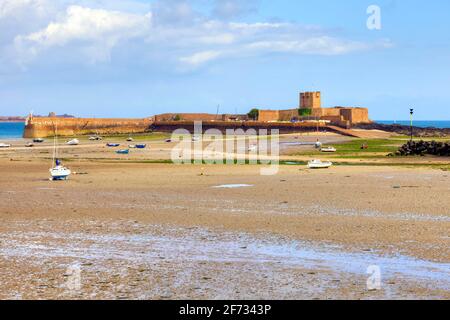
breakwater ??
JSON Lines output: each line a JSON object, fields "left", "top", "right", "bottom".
{"left": 23, "top": 117, "right": 366, "bottom": 138}
{"left": 395, "top": 140, "right": 450, "bottom": 157}
{"left": 23, "top": 117, "right": 154, "bottom": 138}
{"left": 151, "top": 121, "right": 363, "bottom": 137}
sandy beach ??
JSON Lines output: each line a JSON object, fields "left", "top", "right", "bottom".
{"left": 0, "top": 134, "right": 449, "bottom": 299}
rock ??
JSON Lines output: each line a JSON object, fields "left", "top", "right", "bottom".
{"left": 394, "top": 140, "right": 450, "bottom": 157}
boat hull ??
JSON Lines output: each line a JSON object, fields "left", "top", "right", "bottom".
{"left": 50, "top": 167, "right": 71, "bottom": 180}
{"left": 308, "top": 161, "right": 333, "bottom": 169}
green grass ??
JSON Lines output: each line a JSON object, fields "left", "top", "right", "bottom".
{"left": 291, "top": 138, "right": 404, "bottom": 159}
{"left": 98, "top": 132, "right": 171, "bottom": 141}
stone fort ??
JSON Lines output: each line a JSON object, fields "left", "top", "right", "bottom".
{"left": 22, "top": 90, "right": 371, "bottom": 138}
{"left": 259, "top": 91, "right": 370, "bottom": 127}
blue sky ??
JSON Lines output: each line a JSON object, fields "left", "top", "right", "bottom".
{"left": 0, "top": 0, "right": 449, "bottom": 120}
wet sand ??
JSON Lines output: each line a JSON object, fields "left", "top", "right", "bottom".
{"left": 0, "top": 135, "right": 449, "bottom": 299}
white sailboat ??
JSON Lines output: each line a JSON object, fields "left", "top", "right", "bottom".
{"left": 50, "top": 124, "right": 71, "bottom": 181}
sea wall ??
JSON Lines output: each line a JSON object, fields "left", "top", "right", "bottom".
{"left": 23, "top": 117, "right": 154, "bottom": 138}
{"left": 151, "top": 120, "right": 361, "bottom": 137}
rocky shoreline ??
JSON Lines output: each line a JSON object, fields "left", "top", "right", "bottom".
{"left": 393, "top": 140, "right": 450, "bottom": 157}
{"left": 356, "top": 122, "right": 450, "bottom": 137}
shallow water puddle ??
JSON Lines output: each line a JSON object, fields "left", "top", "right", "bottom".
{"left": 212, "top": 184, "right": 253, "bottom": 189}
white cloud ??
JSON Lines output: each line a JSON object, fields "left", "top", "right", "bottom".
{"left": 1, "top": 0, "right": 392, "bottom": 70}
{"left": 14, "top": 5, "right": 151, "bottom": 63}
{"left": 180, "top": 50, "right": 222, "bottom": 66}
{"left": 0, "top": 0, "right": 49, "bottom": 18}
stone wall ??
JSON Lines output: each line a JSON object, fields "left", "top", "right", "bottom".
{"left": 23, "top": 117, "right": 154, "bottom": 138}
{"left": 311, "top": 107, "right": 342, "bottom": 118}
{"left": 338, "top": 107, "right": 370, "bottom": 124}
{"left": 154, "top": 113, "right": 220, "bottom": 122}
{"left": 258, "top": 110, "right": 279, "bottom": 122}
{"left": 155, "top": 113, "right": 248, "bottom": 122}
{"left": 278, "top": 109, "right": 300, "bottom": 121}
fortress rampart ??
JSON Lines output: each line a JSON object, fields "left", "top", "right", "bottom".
{"left": 151, "top": 120, "right": 362, "bottom": 137}
{"left": 21, "top": 90, "right": 372, "bottom": 138}
{"left": 23, "top": 116, "right": 154, "bottom": 138}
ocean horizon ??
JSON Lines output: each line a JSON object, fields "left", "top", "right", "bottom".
{"left": 376, "top": 120, "right": 450, "bottom": 129}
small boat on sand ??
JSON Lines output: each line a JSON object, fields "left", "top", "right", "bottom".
{"left": 129, "top": 144, "right": 136, "bottom": 149}
{"left": 248, "top": 145, "right": 258, "bottom": 152}
{"left": 67, "top": 139, "right": 79, "bottom": 146}
{"left": 89, "top": 136, "right": 102, "bottom": 141}
{"left": 0, "top": 143, "right": 11, "bottom": 148}
{"left": 25, "top": 142, "right": 34, "bottom": 147}
{"left": 106, "top": 143, "right": 120, "bottom": 147}
{"left": 308, "top": 159, "right": 333, "bottom": 169}
{"left": 50, "top": 159, "right": 71, "bottom": 180}
{"left": 50, "top": 125, "right": 71, "bottom": 181}
{"left": 136, "top": 144, "right": 147, "bottom": 149}
{"left": 321, "top": 146, "right": 337, "bottom": 153}
{"left": 33, "top": 138, "right": 44, "bottom": 143}
{"left": 116, "top": 149, "right": 130, "bottom": 155}
{"left": 165, "top": 139, "right": 172, "bottom": 143}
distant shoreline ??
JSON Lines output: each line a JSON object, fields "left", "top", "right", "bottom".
{"left": 358, "top": 122, "right": 450, "bottom": 137}
{"left": 375, "top": 120, "right": 450, "bottom": 129}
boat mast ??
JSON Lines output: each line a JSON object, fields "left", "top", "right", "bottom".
{"left": 52, "top": 123, "right": 58, "bottom": 166}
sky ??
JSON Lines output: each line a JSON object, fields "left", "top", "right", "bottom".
{"left": 0, "top": 0, "right": 449, "bottom": 120}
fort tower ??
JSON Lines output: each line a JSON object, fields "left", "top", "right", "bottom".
{"left": 300, "top": 91, "right": 321, "bottom": 109}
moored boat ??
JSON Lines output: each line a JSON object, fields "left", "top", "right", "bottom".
{"left": 248, "top": 144, "right": 257, "bottom": 152}
{"left": 116, "top": 149, "right": 130, "bottom": 154}
{"left": 135, "top": 144, "right": 147, "bottom": 149}
{"left": 50, "top": 159, "right": 71, "bottom": 180}
{"left": 50, "top": 125, "right": 71, "bottom": 181}
{"left": 321, "top": 146, "right": 337, "bottom": 153}
{"left": 308, "top": 159, "right": 333, "bottom": 169}
{"left": 67, "top": 139, "right": 79, "bottom": 145}
{"left": 106, "top": 143, "right": 120, "bottom": 147}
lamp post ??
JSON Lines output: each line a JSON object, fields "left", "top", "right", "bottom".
{"left": 409, "top": 108, "right": 414, "bottom": 141}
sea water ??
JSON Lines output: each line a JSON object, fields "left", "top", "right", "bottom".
{"left": 0, "top": 122, "right": 25, "bottom": 139}
{"left": 377, "top": 120, "right": 450, "bottom": 129}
